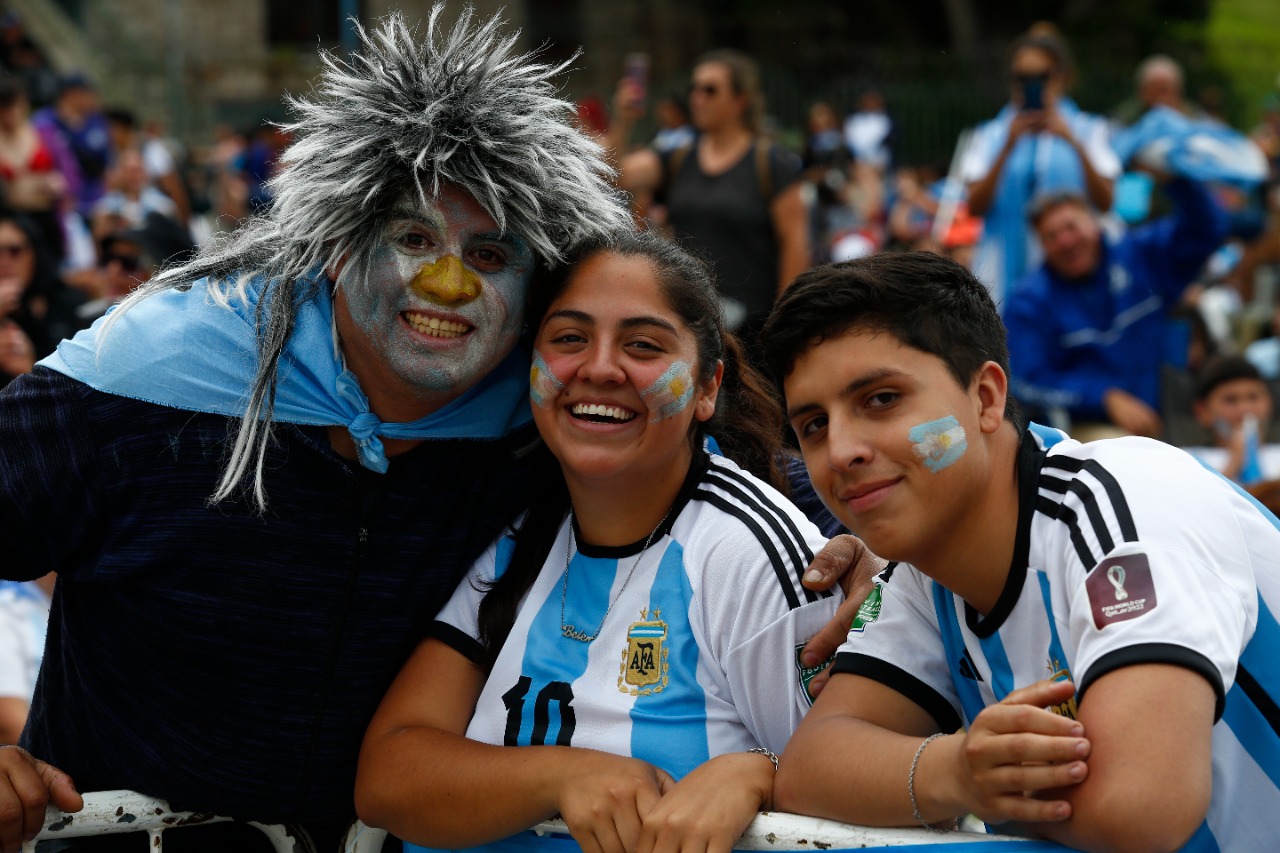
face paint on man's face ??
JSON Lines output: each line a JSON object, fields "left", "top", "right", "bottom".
{"left": 529, "top": 349, "right": 565, "bottom": 407}
{"left": 908, "top": 415, "right": 968, "bottom": 473}
{"left": 336, "top": 184, "right": 535, "bottom": 406}
{"left": 640, "top": 360, "right": 697, "bottom": 422}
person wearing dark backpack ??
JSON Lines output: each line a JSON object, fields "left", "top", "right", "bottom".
{"left": 608, "top": 50, "right": 808, "bottom": 352}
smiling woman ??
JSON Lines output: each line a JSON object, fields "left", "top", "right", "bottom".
{"left": 355, "top": 230, "right": 843, "bottom": 853}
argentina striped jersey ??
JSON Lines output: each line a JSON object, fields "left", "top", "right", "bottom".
{"left": 434, "top": 451, "right": 840, "bottom": 778}
{"left": 835, "top": 425, "right": 1280, "bottom": 852}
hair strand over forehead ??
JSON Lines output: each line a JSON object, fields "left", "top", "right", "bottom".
{"left": 102, "top": 4, "right": 630, "bottom": 510}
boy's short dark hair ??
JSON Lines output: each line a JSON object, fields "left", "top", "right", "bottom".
{"left": 762, "top": 251, "right": 1019, "bottom": 422}
{"left": 1195, "top": 355, "right": 1266, "bottom": 401}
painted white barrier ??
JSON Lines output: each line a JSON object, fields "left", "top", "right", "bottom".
{"left": 344, "top": 813, "right": 1069, "bottom": 852}
{"left": 22, "top": 790, "right": 313, "bottom": 852}
{"left": 29, "top": 791, "right": 1070, "bottom": 852}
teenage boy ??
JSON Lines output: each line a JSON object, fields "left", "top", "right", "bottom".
{"left": 764, "top": 251, "right": 1279, "bottom": 852}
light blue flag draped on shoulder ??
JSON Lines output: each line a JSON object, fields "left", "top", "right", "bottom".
{"left": 39, "top": 271, "right": 534, "bottom": 473}
{"left": 1113, "top": 105, "right": 1268, "bottom": 187}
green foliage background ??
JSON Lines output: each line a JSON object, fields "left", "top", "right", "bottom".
{"left": 1206, "top": 0, "right": 1280, "bottom": 127}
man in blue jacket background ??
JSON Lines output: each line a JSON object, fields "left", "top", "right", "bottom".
{"left": 1004, "top": 176, "right": 1228, "bottom": 440}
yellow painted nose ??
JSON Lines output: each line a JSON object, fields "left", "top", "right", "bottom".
{"left": 409, "top": 255, "right": 482, "bottom": 306}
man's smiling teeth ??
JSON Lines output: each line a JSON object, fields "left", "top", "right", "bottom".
{"left": 571, "top": 403, "right": 636, "bottom": 422}
{"left": 406, "top": 314, "right": 471, "bottom": 338}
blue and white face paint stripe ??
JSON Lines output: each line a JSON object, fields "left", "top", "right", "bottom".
{"left": 641, "top": 361, "right": 697, "bottom": 422}
{"left": 529, "top": 349, "right": 565, "bottom": 407}
{"left": 909, "top": 415, "right": 968, "bottom": 473}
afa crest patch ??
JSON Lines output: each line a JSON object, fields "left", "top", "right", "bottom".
{"left": 1046, "top": 658, "right": 1079, "bottom": 720}
{"left": 618, "top": 610, "right": 669, "bottom": 695}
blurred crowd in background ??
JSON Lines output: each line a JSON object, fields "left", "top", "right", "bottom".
{"left": 0, "top": 8, "right": 287, "bottom": 388}
{"left": 2, "top": 9, "right": 1280, "bottom": 737}
{"left": 589, "top": 21, "right": 1280, "bottom": 504}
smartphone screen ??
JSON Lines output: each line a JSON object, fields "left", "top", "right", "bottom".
{"left": 1021, "top": 75, "right": 1045, "bottom": 111}
{"left": 624, "top": 52, "right": 650, "bottom": 104}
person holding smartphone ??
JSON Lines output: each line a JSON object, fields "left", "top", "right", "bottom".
{"left": 959, "top": 22, "right": 1119, "bottom": 308}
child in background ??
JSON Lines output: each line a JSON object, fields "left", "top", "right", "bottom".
{"left": 1189, "top": 355, "right": 1279, "bottom": 484}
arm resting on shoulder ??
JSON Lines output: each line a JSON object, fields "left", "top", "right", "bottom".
{"left": 798, "top": 535, "right": 886, "bottom": 680}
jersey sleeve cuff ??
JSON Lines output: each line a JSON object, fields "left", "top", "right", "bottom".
{"left": 428, "top": 620, "right": 486, "bottom": 667}
{"left": 833, "top": 652, "right": 962, "bottom": 733}
{"left": 1079, "top": 643, "right": 1226, "bottom": 721}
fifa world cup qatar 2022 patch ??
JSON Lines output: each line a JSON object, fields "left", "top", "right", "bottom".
{"left": 1086, "top": 552, "right": 1159, "bottom": 629}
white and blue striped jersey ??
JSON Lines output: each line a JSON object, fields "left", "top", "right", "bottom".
{"left": 835, "top": 425, "right": 1280, "bottom": 852}
{"left": 434, "top": 452, "right": 840, "bottom": 778}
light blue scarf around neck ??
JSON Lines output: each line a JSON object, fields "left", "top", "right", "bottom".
{"left": 39, "top": 272, "right": 534, "bottom": 473}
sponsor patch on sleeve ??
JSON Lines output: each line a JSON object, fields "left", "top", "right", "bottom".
{"left": 1086, "top": 552, "right": 1158, "bottom": 629}
{"left": 849, "top": 583, "right": 883, "bottom": 633}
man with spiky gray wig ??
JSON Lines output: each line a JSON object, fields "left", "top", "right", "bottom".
{"left": 0, "top": 7, "right": 629, "bottom": 851}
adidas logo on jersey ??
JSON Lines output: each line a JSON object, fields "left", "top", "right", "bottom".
{"left": 958, "top": 648, "right": 984, "bottom": 681}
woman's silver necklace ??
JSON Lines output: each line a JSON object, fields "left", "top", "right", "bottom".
{"left": 560, "top": 506, "right": 673, "bottom": 642}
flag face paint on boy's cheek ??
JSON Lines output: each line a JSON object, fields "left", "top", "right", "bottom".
{"left": 908, "top": 415, "right": 968, "bottom": 473}
{"left": 529, "top": 350, "right": 565, "bottom": 406}
{"left": 642, "top": 361, "right": 696, "bottom": 421}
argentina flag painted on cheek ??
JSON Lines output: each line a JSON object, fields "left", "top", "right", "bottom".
{"left": 642, "top": 361, "right": 697, "bottom": 421}
{"left": 529, "top": 350, "right": 565, "bottom": 407}
{"left": 909, "top": 415, "right": 968, "bottom": 473}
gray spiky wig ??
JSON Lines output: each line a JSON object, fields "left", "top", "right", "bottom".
{"left": 110, "top": 4, "right": 629, "bottom": 509}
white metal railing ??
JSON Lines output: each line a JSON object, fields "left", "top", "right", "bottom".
{"left": 30, "top": 791, "right": 1062, "bottom": 851}
{"left": 523, "top": 814, "right": 1049, "bottom": 849}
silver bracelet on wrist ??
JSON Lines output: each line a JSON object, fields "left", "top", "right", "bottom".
{"left": 747, "top": 746, "right": 779, "bottom": 771}
{"left": 908, "top": 733, "right": 953, "bottom": 833}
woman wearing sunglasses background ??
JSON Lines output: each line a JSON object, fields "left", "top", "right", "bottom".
{"left": 607, "top": 50, "right": 809, "bottom": 359}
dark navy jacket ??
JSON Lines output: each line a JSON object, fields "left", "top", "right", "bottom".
{"left": 1, "top": 367, "right": 549, "bottom": 847}
{"left": 1005, "top": 178, "right": 1227, "bottom": 422}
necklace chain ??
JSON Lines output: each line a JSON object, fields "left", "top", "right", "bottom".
{"left": 560, "top": 506, "right": 672, "bottom": 642}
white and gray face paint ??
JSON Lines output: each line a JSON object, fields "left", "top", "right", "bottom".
{"left": 338, "top": 184, "right": 534, "bottom": 401}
